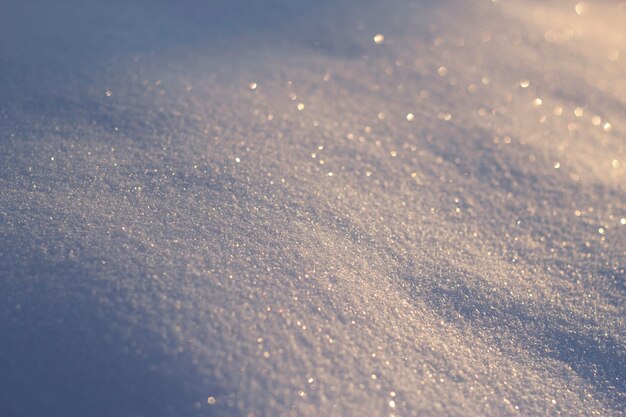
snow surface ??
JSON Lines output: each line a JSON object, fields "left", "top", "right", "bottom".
{"left": 1, "top": 0, "right": 625, "bottom": 416}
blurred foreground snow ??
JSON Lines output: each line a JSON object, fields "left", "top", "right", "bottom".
{"left": 1, "top": 0, "right": 625, "bottom": 416}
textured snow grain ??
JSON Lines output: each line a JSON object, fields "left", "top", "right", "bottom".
{"left": 0, "top": 0, "right": 625, "bottom": 416}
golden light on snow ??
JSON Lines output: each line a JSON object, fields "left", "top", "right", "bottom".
{"left": 4, "top": 1, "right": 626, "bottom": 416}
{"left": 575, "top": 2, "right": 586, "bottom": 16}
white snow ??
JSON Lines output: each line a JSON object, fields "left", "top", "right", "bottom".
{"left": 1, "top": 0, "right": 624, "bottom": 416}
